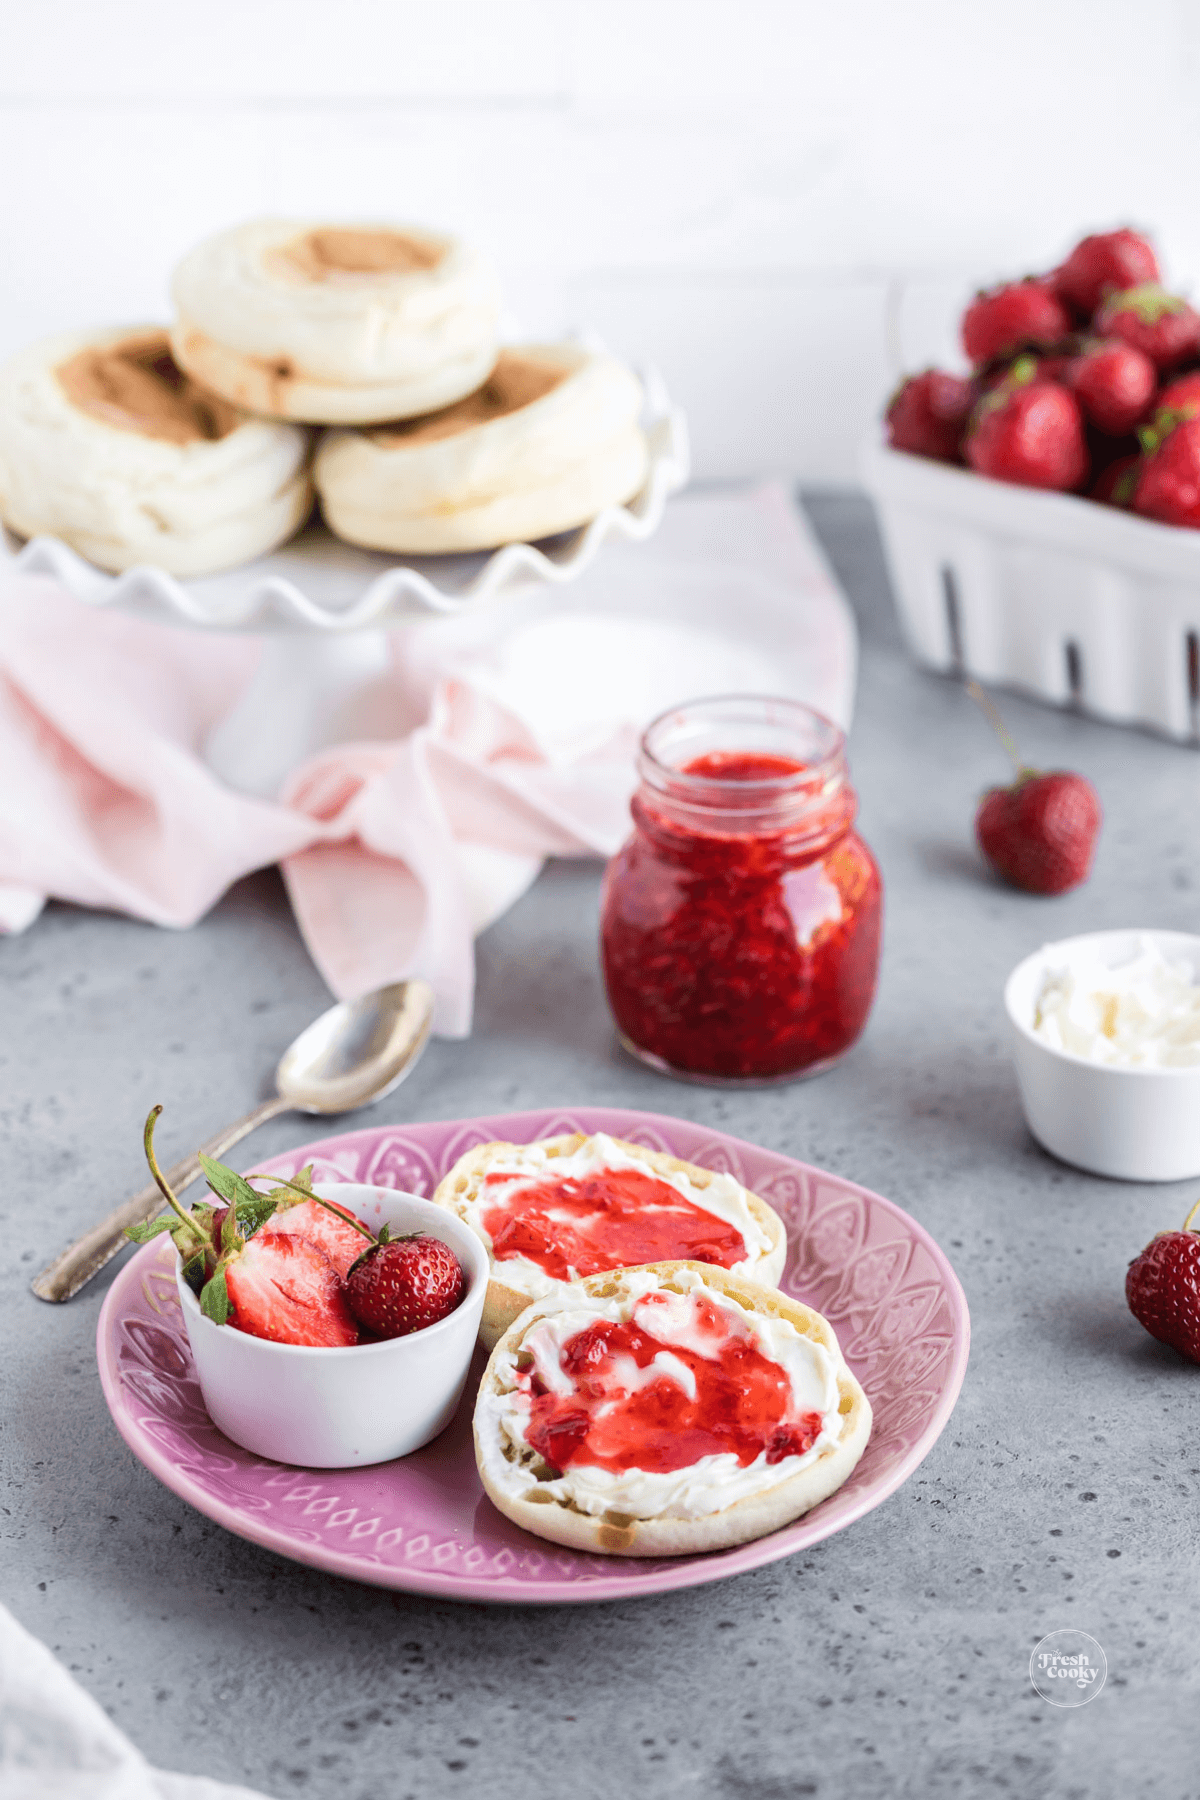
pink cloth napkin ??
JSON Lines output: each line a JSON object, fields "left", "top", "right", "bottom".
{"left": 0, "top": 484, "right": 856, "bottom": 1035}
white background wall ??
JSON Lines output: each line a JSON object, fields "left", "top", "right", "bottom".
{"left": 5, "top": 0, "right": 1200, "bottom": 481}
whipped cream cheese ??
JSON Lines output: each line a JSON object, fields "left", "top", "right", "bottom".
{"left": 476, "top": 1268, "right": 843, "bottom": 1523}
{"left": 461, "top": 1132, "right": 773, "bottom": 1302}
{"left": 1032, "top": 936, "right": 1200, "bottom": 1067}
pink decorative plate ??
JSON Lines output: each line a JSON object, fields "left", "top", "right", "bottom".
{"left": 96, "top": 1108, "right": 969, "bottom": 1604}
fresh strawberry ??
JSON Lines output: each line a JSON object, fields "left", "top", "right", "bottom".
{"left": 966, "top": 359, "right": 1088, "bottom": 491}
{"left": 259, "top": 1196, "right": 368, "bottom": 1279}
{"left": 223, "top": 1231, "right": 359, "bottom": 1347}
{"left": 1066, "top": 339, "right": 1157, "bottom": 435}
{"left": 975, "top": 772, "right": 1101, "bottom": 893}
{"left": 345, "top": 1233, "right": 465, "bottom": 1339}
{"left": 968, "top": 683, "right": 1101, "bottom": 894}
{"left": 971, "top": 350, "right": 1075, "bottom": 405}
{"left": 885, "top": 369, "right": 973, "bottom": 461}
{"left": 1133, "top": 414, "right": 1200, "bottom": 526}
{"left": 1094, "top": 285, "right": 1200, "bottom": 372}
{"left": 961, "top": 279, "right": 1071, "bottom": 368}
{"left": 1089, "top": 453, "right": 1140, "bottom": 507}
{"left": 1126, "top": 1200, "right": 1200, "bottom": 1363}
{"left": 1052, "top": 229, "right": 1159, "bottom": 319}
{"left": 1156, "top": 370, "right": 1200, "bottom": 414}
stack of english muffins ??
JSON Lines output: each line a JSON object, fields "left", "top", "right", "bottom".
{"left": 0, "top": 219, "right": 650, "bottom": 577}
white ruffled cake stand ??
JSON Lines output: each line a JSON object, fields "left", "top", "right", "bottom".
{"left": 1, "top": 368, "right": 687, "bottom": 796}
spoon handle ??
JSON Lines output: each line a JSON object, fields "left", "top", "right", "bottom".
{"left": 31, "top": 1095, "right": 293, "bottom": 1305}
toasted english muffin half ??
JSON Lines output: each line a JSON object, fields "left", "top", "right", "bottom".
{"left": 474, "top": 1261, "right": 871, "bottom": 1557}
{"left": 170, "top": 218, "right": 501, "bottom": 424}
{"left": 0, "top": 326, "right": 311, "bottom": 576}
{"left": 313, "top": 343, "right": 648, "bottom": 552}
{"left": 432, "top": 1131, "right": 787, "bottom": 1352}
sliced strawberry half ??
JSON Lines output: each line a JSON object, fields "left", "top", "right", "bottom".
{"left": 260, "top": 1197, "right": 367, "bottom": 1279}
{"left": 225, "top": 1233, "right": 358, "bottom": 1347}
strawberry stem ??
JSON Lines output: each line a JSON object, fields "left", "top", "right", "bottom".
{"left": 966, "top": 680, "right": 1031, "bottom": 778}
{"left": 143, "top": 1106, "right": 207, "bottom": 1248}
{"left": 245, "top": 1171, "right": 377, "bottom": 1241}
{"left": 1182, "top": 1197, "right": 1200, "bottom": 1234}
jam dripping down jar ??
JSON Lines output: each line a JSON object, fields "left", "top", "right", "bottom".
{"left": 600, "top": 696, "right": 882, "bottom": 1084}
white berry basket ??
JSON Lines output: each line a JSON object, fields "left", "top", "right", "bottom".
{"left": 861, "top": 438, "right": 1200, "bottom": 743}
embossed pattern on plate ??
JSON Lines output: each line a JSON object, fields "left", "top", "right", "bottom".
{"left": 96, "top": 1108, "right": 970, "bottom": 1604}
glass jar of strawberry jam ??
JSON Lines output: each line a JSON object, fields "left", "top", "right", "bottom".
{"left": 600, "top": 696, "right": 882, "bottom": 1083}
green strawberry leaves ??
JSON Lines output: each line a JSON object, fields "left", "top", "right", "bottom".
{"left": 199, "top": 1154, "right": 262, "bottom": 1213}
{"left": 1106, "top": 283, "right": 1186, "bottom": 323}
{"left": 124, "top": 1215, "right": 177, "bottom": 1244}
{"left": 199, "top": 1266, "right": 231, "bottom": 1325}
{"left": 1138, "top": 404, "right": 1200, "bottom": 456}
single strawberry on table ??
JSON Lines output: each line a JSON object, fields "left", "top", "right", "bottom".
{"left": 967, "top": 683, "right": 1101, "bottom": 894}
{"left": 886, "top": 369, "right": 973, "bottom": 461}
{"left": 961, "top": 278, "right": 1072, "bottom": 368}
{"left": 965, "top": 357, "right": 1088, "bottom": 491}
{"left": 1126, "top": 1199, "right": 1200, "bottom": 1363}
{"left": 1094, "top": 284, "right": 1200, "bottom": 372}
{"left": 346, "top": 1234, "right": 466, "bottom": 1339}
{"left": 1052, "top": 228, "right": 1159, "bottom": 319}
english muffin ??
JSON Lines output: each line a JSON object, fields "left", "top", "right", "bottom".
{"left": 474, "top": 1261, "right": 871, "bottom": 1556}
{"left": 432, "top": 1131, "right": 787, "bottom": 1350}
{"left": 313, "top": 343, "right": 648, "bottom": 552}
{"left": 170, "top": 218, "right": 500, "bottom": 425}
{"left": 0, "top": 326, "right": 311, "bottom": 576}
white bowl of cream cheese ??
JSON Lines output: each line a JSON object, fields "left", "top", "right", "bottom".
{"left": 1004, "top": 929, "right": 1200, "bottom": 1181}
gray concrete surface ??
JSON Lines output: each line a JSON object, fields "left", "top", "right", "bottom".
{"left": 5, "top": 492, "right": 1200, "bottom": 1800}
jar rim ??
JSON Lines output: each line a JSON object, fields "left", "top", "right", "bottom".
{"left": 638, "top": 694, "right": 846, "bottom": 792}
{"left": 635, "top": 694, "right": 853, "bottom": 844}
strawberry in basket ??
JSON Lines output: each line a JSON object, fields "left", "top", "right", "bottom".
{"left": 1052, "top": 228, "right": 1160, "bottom": 319}
{"left": 885, "top": 370, "right": 973, "bottom": 461}
{"left": 965, "top": 357, "right": 1088, "bottom": 491}
{"left": 1089, "top": 453, "right": 1140, "bottom": 508}
{"left": 1094, "top": 284, "right": 1200, "bottom": 372}
{"left": 1132, "top": 410, "right": 1200, "bottom": 527}
{"left": 1065, "top": 340, "right": 1157, "bottom": 436}
{"left": 961, "top": 279, "right": 1072, "bottom": 369}
{"left": 1156, "top": 371, "right": 1200, "bottom": 414}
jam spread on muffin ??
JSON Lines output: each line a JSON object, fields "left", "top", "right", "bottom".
{"left": 479, "top": 1163, "right": 750, "bottom": 1283}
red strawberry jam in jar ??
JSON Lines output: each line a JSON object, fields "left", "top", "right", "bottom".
{"left": 600, "top": 696, "right": 882, "bottom": 1083}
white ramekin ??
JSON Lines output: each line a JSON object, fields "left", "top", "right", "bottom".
{"left": 1004, "top": 930, "right": 1200, "bottom": 1182}
{"left": 175, "top": 1183, "right": 488, "bottom": 1467}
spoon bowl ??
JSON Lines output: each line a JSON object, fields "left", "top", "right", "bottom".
{"left": 277, "top": 981, "right": 434, "bottom": 1113}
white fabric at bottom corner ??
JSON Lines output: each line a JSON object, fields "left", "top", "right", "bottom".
{"left": 0, "top": 1605, "right": 274, "bottom": 1800}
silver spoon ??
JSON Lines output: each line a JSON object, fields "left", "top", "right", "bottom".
{"left": 32, "top": 978, "right": 435, "bottom": 1304}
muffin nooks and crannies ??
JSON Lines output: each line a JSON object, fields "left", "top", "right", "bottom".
{"left": 314, "top": 344, "right": 649, "bottom": 553}
{"left": 474, "top": 1262, "right": 872, "bottom": 1557}
{"left": 0, "top": 328, "right": 312, "bottom": 577}
{"left": 170, "top": 218, "right": 502, "bottom": 425}
{"left": 431, "top": 1131, "right": 787, "bottom": 1350}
